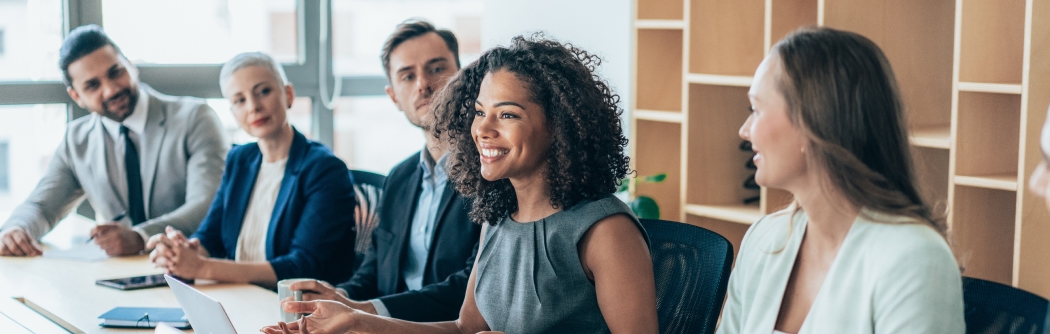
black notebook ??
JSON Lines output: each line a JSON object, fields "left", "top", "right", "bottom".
{"left": 98, "top": 307, "right": 190, "bottom": 329}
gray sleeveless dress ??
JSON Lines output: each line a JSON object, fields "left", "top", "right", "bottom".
{"left": 473, "top": 195, "right": 650, "bottom": 334}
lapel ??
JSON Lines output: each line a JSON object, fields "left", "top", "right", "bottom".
{"left": 428, "top": 183, "right": 457, "bottom": 251}
{"left": 382, "top": 155, "right": 424, "bottom": 293}
{"left": 225, "top": 147, "right": 262, "bottom": 255}
{"left": 265, "top": 130, "right": 307, "bottom": 259}
{"left": 88, "top": 115, "right": 126, "bottom": 220}
{"left": 140, "top": 88, "right": 168, "bottom": 217}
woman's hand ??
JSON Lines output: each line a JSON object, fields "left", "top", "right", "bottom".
{"left": 151, "top": 226, "right": 207, "bottom": 279}
{"left": 260, "top": 300, "right": 361, "bottom": 334}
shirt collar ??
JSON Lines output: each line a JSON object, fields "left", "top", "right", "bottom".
{"left": 419, "top": 148, "right": 449, "bottom": 181}
{"left": 100, "top": 87, "right": 150, "bottom": 139}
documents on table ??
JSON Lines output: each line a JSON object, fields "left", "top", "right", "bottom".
{"left": 42, "top": 242, "right": 108, "bottom": 262}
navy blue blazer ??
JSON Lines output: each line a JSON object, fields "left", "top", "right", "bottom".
{"left": 193, "top": 129, "right": 356, "bottom": 283}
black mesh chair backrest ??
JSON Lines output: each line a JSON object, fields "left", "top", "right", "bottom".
{"left": 349, "top": 169, "right": 386, "bottom": 271}
{"left": 963, "top": 276, "right": 1049, "bottom": 334}
{"left": 639, "top": 219, "right": 734, "bottom": 334}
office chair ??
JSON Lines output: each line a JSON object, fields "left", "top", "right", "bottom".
{"left": 639, "top": 218, "right": 734, "bottom": 334}
{"left": 349, "top": 169, "right": 386, "bottom": 272}
{"left": 962, "top": 276, "right": 1049, "bottom": 334}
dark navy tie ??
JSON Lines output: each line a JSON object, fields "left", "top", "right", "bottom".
{"left": 120, "top": 125, "right": 146, "bottom": 225}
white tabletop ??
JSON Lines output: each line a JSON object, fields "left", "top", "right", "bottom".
{"left": 0, "top": 216, "right": 278, "bottom": 333}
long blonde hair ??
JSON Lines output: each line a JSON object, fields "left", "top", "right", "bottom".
{"left": 773, "top": 27, "right": 946, "bottom": 237}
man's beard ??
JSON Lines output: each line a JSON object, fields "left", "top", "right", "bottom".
{"left": 100, "top": 88, "right": 139, "bottom": 122}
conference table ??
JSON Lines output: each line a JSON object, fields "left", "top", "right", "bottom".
{"left": 0, "top": 216, "right": 278, "bottom": 333}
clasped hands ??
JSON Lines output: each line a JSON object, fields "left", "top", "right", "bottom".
{"left": 147, "top": 226, "right": 208, "bottom": 278}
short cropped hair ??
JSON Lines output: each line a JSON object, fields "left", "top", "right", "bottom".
{"left": 59, "top": 24, "right": 123, "bottom": 87}
{"left": 219, "top": 52, "right": 289, "bottom": 97}
{"left": 380, "top": 19, "right": 460, "bottom": 81}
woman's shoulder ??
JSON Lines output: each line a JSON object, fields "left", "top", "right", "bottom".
{"left": 854, "top": 211, "right": 951, "bottom": 256}
{"left": 565, "top": 195, "right": 632, "bottom": 215}
{"left": 298, "top": 141, "right": 347, "bottom": 170}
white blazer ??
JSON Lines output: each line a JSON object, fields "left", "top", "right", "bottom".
{"left": 717, "top": 207, "right": 965, "bottom": 334}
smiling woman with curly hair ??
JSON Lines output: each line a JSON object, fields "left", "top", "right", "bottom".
{"left": 262, "top": 34, "right": 658, "bottom": 334}
{"left": 436, "top": 35, "right": 633, "bottom": 226}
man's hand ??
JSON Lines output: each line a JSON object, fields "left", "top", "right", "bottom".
{"left": 287, "top": 280, "right": 377, "bottom": 314}
{"left": 90, "top": 223, "right": 145, "bottom": 256}
{"left": 0, "top": 227, "right": 43, "bottom": 257}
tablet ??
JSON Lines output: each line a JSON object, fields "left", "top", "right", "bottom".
{"left": 95, "top": 274, "right": 169, "bottom": 291}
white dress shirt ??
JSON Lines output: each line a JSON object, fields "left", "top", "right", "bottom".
{"left": 235, "top": 158, "right": 287, "bottom": 262}
{"left": 98, "top": 89, "right": 150, "bottom": 243}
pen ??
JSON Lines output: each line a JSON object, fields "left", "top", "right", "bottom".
{"left": 86, "top": 211, "right": 127, "bottom": 243}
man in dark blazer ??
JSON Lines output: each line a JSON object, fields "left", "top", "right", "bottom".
{"left": 292, "top": 20, "right": 481, "bottom": 322}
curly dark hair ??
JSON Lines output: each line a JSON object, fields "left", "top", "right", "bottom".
{"left": 433, "top": 34, "right": 631, "bottom": 225}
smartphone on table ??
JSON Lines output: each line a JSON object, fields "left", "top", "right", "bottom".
{"left": 96, "top": 274, "right": 193, "bottom": 290}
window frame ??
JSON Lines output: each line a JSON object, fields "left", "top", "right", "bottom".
{"left": 0, "top": 0, "right": 388, "bottom": 147}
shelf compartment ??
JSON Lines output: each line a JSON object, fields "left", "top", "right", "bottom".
{"left": 958, "top": 82, "right": 1023, "bottom": 95}
{"left": 689, "top": 0, "right": 765, "bottom": 76}
{"left": 909, "top": 125, "right": 951, "bottom": 149}
{"left": 638, "top": 0, "right": 684, "bottom": 20}
{"left": 636, "top": 19, "right": 685, "bottom": 30}
{"left": 685, "top": 84, "right": 758, "bottom": 207}
{"left": 634, "top": 109, "right": 684, "bottom": 123}
{"left": 685, "top": 74, "right": 753, "bottom": 87}
{"left": 686, "top": 215, "right": 750, "bottom": 259}
{"left": 684, "top": 204, "right": 761, "bottom": 225}
{"left": 637, "top": 29, "right": 683, "bottom": 112}
{"left": 824, "top": 0, "right": 955, "bottom": 131}
{"left": 952, "top": 185, "right": 1016, "bottom": 286}
{"left": 912, "top": 146, "right": 950, "bottom": 209}
{"left": 955, "top": 92, "right": 1021, "bottom": 178}
{"left": 959, "top": 0, "right": 1025, "bottom": 84}
{"left": 769, "top": 0, "right": 818, "bottom": 47}
{"left": 634, "top": 120, "right": 682, "bottom": 220}
{"left": 761, "top": 187, "right": 794, "bottom": 214}
{"left": 954, "top": 174, "right": 1018, "bottom": 191}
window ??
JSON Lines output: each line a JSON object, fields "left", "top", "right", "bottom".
{"left": 102, "top": 0, "right": 299, "bottom": 64}
{"left": 332, "top": 0, "right": 483, "bottom": 76}
{"left": 333, "top": 96, "right": 423, "bottom": 173}
{"left": 0, "top": 0, "right": 64, "bottom": 81}
{"left": 0, "top": 104, "right": 66, "bottom": 217}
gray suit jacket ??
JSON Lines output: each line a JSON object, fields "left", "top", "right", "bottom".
{"left": 1, "top": 84, "right": 228, "bottom": 240}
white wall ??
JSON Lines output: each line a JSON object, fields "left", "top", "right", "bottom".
{"left": 480, "top": 0, "right": 633, "bottom": 124}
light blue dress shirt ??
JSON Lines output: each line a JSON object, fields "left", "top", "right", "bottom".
{"left": 402, "top": 149, "right": 448, "bottom": 291}
{"left": 368, "top": 149, "right": 448, "bottom": 316}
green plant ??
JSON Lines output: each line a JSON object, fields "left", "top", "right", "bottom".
{"left": 618, "top": 173, "right": 666, "bottom": 219}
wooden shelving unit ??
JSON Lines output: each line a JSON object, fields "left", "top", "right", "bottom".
{"left": 631, "top": 0, "right": 1050, "bottom": 297}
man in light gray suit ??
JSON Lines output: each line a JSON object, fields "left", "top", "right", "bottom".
{"left": 0, "top": 25, "right": 227, "bottom": 257}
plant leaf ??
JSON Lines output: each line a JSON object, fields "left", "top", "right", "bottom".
{"left": 617, "top": 177, "right": 630, "bottom": 193}
{"left": 643, "top": 173, "right": 667, "bottom": 183}
{"left": 630, "top": 196, "right": 661, "bottom": 219}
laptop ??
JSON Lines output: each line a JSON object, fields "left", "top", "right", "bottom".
{"left": 164, "top": 275, "right": 240, "bottom": 334}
